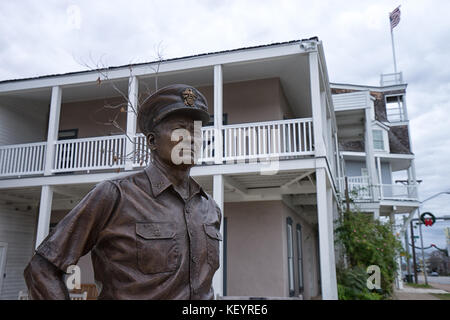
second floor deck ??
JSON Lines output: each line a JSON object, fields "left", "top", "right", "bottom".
{"left": 0, "top": 117, "right": 314, "bottom": 178}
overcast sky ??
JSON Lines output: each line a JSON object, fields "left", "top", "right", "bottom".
{"left": 0, "top": 0, "right": 449, "bottom": 249}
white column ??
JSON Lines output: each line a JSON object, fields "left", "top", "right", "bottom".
{"left": 35, "top": 185, "right": 53, "bottom": 249}
{"left": 44, "top": 86, "right": 62, "bottom": 175}
{"left": 309, "top": 52, "right": 326, "bottom": 157}
{"left": 212, "top": 174, "right": 224, "bottom": 298}
{"left": 377, "top": 156, "right": 383, "bottom": 200}
{"left": 364, "top": 100, "right": 379, "bottom": 201}
{"left": 390, "top": 213, "right": 404, "bottom": 289}
{"left": 214, "top": 65, "right": 223, "bottom": 164}
{"left": 316, "top": 168, "right": 338, "bottom": 300}
{"left": 125, "top": 75, "right": 139, "bottom": 170}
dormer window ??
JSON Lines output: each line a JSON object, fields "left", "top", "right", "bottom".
{"left": 373, "top": 130, "right": 384, "bottom": 151}
{"left": 372, "top": 121, "right": 390, "bottom": 153}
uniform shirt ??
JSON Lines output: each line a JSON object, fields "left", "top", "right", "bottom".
{"left": 35, "top": 163, "right": 222, "bottom": 300}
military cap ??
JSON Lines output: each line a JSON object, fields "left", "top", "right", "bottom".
{"left": 138, "top": 84, "right": 210, "bottom": 136}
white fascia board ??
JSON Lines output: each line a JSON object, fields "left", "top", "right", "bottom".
{"left": 0, "top": 171, "right": 134, "bottom": 189}
{"left": 380, "top": 200, "right": 420, "bottom": 208}
{"left": 0, "top": 158, "right": 318, "bottom": 189}
{"left": 372, "top": 120, "right": 390, "bottom": 131}
{"left": 330, "top": 82, "right": 408, "bottom": 92}
{"left": 317, "top": 42, "right": 337, "bottom": 133}
{"left": 340, "top": 151, "right": 415, "bottom": 160}
{"left": 0, "top": 43, "right": 307, "bottom": 93}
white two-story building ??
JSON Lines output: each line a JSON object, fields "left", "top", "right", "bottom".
{"left": 0, "top": 38, "right": 419, "bottom": 300}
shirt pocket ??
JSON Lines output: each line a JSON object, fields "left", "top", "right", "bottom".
{"left": 203, "top": 224, "right": 222, "bottom": 270}
{"left": 135, "top": 222, "right": 180, "bottom": 274}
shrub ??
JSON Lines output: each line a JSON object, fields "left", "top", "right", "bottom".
{"left": 335, "top": 210, "right": 404, "bottom": 299}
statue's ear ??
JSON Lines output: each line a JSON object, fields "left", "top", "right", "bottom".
{"left": 147, "top": 132, "right": 156, "bottom": 151}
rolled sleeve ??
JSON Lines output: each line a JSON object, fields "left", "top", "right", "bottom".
{"left": 36, "top": 181, "right": 120, "bottom": 272}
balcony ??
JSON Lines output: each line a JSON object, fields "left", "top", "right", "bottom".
{"left": 380, "top": 72, "right": 403, "bottom": 86}
{"left": 339, "top": 176, "right": 418, "bottom": 203}
{"left": 0, "top": 118, "right": 314, "bottom": 179}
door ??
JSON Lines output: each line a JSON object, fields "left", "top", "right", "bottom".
{"left": 0, "top": 242, "right": 8, "bottom": 295}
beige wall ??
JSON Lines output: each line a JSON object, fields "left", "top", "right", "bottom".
{"left": 224, "top": 201, "right": 286, "bottom": 297}
{"left": 59, "top": 97, "right": 127, "bottom": 138}
{"left": 58, "top": 78, "right": 293, "bottom": 138}
{"left": 198, "top": 78, "right": 294, "bottom": 125}
{"left": 224, "top": 200, "right": 320, "bottom": 299}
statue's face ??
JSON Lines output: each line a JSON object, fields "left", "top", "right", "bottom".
{"left": 148, "top": 113, "right": 201, "bottom": 169}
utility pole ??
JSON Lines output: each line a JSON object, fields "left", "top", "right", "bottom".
{"left": 417, "top": 209, "right": 429, "bottom": 285}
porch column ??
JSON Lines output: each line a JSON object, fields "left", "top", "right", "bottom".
{"left": 364, "top": 99, "right": 379, "bottom": 201}
{"left": 35, "top": 185, "right": 53, "bottom": 249}
{"left": 390, "top": 213, "right": 404, "bottom": 289}
{"left": 309, "top": 52, "right": 326, "bottom": 157}
{"left": 376, "top": 156, "right": 383, "bottom": 200}
{"left": 316, "top": 168, "right": 338, "bottom": 300}
{"left": 214, "top": 65, "right": 223, "bottom": 164}
{"left": 212, "top": 174, "right": 224, "bottom": 297}
{"left": 44, "top": 86, "right": 62, "bottom": 175}
{"left": 125, "top": 75, "right": 139, "bottom": 170}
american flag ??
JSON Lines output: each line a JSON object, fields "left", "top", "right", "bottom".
{"left": 390, "top": 6, "right": 401, "bottom": 29}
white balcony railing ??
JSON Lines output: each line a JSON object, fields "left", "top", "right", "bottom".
{"left": 0, "top": 142, "right": 46, "bottom": 177}
{"left": 0, "top": 118, "right": 314, "bottom": 178}
{"left": 380, "top": 72, "right": 403, "bottom": 86}
{"left": 53, "top": 135, "right": 126, "bottom": 173}
{"left": 339, "top": 176, "right": 419, "bottom": 202}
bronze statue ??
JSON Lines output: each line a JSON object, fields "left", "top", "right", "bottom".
{"left": 24, "top": 84, "right": 222, "bottom": 299}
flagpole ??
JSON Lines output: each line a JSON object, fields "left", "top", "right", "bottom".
{"left": 390, "top": 14, "right": 398, "bottom": 74}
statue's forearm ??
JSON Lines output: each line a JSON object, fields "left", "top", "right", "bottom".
{"left": 23, "top": 254, "right": 70, "bottom": 300}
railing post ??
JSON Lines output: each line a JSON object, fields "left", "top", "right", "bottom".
{"left": 214, "top": 65, "right": 223, "bottom": 164}
{"left": 44, "top": 86, "right": 62, "bottom": 175}
{"left": 125, "top": 76, "right": 138, "bottom": 170}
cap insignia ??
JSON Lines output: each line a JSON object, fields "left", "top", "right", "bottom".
{"left": 182, "top": 88, "right": 197, "bottom": 107}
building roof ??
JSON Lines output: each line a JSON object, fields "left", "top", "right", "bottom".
{"left": 0, "top": 37, "right": 319, "bottom": 85}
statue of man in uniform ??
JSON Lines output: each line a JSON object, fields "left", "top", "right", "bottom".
{"left": 24, "top": 84, "right": 222, "bottom": 299}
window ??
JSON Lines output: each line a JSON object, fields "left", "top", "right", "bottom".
{"left": 286, "top": 217, "right": 295, "bottom": 297}
{"left": 373, "top": 130, "right": 385, "bottom": 151}
{"left": 206, "top": 113, "right": 227, "bottom": 126}
{"left": 296, "top": 224, "right": 304, "bottom": 293}
{"left": 385, "top": 95, "right": 406, "bottom": 122}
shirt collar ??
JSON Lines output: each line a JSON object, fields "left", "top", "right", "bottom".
{"left": 144, "top": 162, "right": 208, "bottom": 199}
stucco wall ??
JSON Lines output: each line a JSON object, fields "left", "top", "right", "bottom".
{"left": 58, "top": 78, "right": 293, "bottom": 139}
{"left": 224, "top": 201, "right": 319, "bottom": 299}
{"left": 59, "top": 97, "right": 127, "bottom": 139}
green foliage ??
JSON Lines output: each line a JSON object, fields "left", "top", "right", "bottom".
{"left": 335, "top": 210, "right": 405, "bottom": 299}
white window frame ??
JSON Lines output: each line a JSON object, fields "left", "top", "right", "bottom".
{"left": 385, "top": 94, "right": 407, "bottom": 122}
{"left": 372, "top": 127, "right": 390, "bottom": 153}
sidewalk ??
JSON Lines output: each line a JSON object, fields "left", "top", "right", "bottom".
{"left": 394, "top": 283, "right": 449, "bottom": 300}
